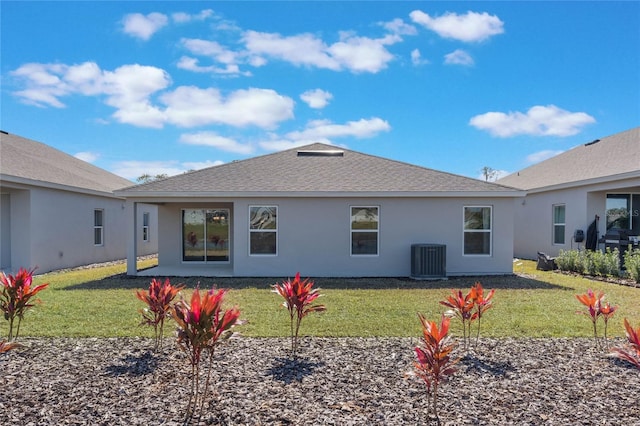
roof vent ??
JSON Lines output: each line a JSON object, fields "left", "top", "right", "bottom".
{"left": 297, "top": 149, "right": 344, "bottom": 157}
{"left": 584, "top": 139, "right": 600, "bottom": 146}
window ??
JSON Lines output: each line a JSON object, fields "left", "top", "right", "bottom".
{"left": 249, "top": 206, "right": 277, "bottom": 255}
{"left": 182, "top": 209, "right": 229, "bottom": 262}
{"left": 463, "top": 206, "right": 492, "bottom": 255}
{"left": 142, "top": 212, "right": 150, "bottom": 242}
{"left": 351, "top": 206, "right": 379, "bottom": 255}
{"left": 553, "top": 204, "right": 566, "bottom": 245}
{"left": 606, "top": 194, "right": 639, "bottom": 234}
{"left": 94, "top": 209, "right": 104, "bottom": 246}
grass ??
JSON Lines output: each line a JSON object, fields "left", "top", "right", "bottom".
{"left": 2, "top": 259, "right": 639, "bottom": 339}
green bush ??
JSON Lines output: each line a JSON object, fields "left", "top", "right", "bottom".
{"left": 556, "top": 248, "right": 620, "bottom": 277}
{"left": 624, "top": 246, "right": 640, "bottom": 283}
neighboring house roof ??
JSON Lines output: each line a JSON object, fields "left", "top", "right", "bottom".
{"left": 498, "top": 127, "right": 640, "bottom": 191}
{"left": 118, "top": 142, "right": 522, "bottom": 198}
{"left": 0, "top": 131, "right": 133, "bottom": 195}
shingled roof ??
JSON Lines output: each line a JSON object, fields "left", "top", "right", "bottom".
{"left": 0, "top": 131, "right": 133, "bottom": 195}
{"left": 497, "top": 127, "right": 640, "bottom": 191}
{"left": 118, "top": 142, "right": 521, "bottom": 197}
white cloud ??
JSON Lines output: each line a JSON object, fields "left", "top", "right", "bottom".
{"left": 381, "top": 18, "right": 417, "bottom": 36}
{"left": 179, "top": 131, "right": 254, "bottom": 154}
{"left": 300, "top": 89, "right": 333, "bottom": 109}
{"left": 172, "top": 9, "right": 214, "bottom": 24}
{"left": 243, "top": 30, "right": 340, "bottom": 70}
{"left": 112, "top": 158, "right": 223, "bottom": 180}
{"left": 476, "top": 169, "right": 510, "bottom": 181}
{"left": 469, "top": 105, "right": 596, "bottom": 137}
{"left": 410, "top": 10, "right": 504, "bottom": 42}
{"left": 111, "top": 160, "right": 187, "bottom": 180}
{"left": 178, "top": 39, "right": 250, "bottom": 76}
{"left": 287, "top": 117, "right": 391, "bottom": 140}
{"left": 182, "top": 160, "right": 224, "bottom": 170}
{"left": 122, "top": 12, "right": 168, "bottom": 41}
{"left": 161, "top": 86, "right": 294, "bottom": 129}
{"left": 259, "top": 117, "right": 391, "bottom": 151}
{"left": 242, "top": 30, "right": 398, "bottom": 74}
{"left": 74, "top": 152, "right": 99, "bottom": 163}
{"left": 102, "top": 64, "right": 171, "bottom": 128}
{"left": 10, "top": 61, "right": 293, "bottom": 130}
{"left": 328, "top": 32, "right": 398, "bottom": 73}
{"left": 526, "top": 150, "right": 564, "bottom": 164}
{"left": 411, "top": 49, "right": 428, "bottom": 66}
{"left": 444, "top": 49, "right": 474, "bottom": 66}
{"left": 181, "top": 38, "right": 240, "bottom": 66}
{"left": 177, "top": 56, "right": 245, "bottom": 76}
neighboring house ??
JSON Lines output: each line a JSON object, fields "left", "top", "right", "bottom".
{"left": 116, "top": 143, "right": 524, "bottom": 278}
{"left": 0, "top": 131, "right": 158, "bottom": 274}
{"left": 497, "top": 127, "right": 640, "bottom": 260}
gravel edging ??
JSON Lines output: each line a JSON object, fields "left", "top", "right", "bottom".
{"left": 1, "top": 337, "right": 639, "bottom": 425}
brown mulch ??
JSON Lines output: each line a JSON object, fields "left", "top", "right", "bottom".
{"left": 2, "top": 336, "right": 639, "bottom": 425}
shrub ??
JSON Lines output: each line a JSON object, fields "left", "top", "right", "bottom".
{"left": 413, "top": 313, "right": 460, "bottom": 422}
{"left": 172, "top": 287, "right": 241, "bottom": 422}
{"left": 136, "top": 278, "right": 184, "bottom": 351}
{"left": 623, "top": 246, "right": 640, "bottom": 283}
{"left": 0, "top": 267, "right": 49, "bottom": 341}
{"left": 603, "top": 248, "right": 621, "bottom": 277}
{"left": 272, "top": 272, "right": 326, "bottom": 357}
{"left": 556, "top": 249, "right": 620, "bottom": 277}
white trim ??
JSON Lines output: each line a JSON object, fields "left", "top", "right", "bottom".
{"left": 142, "top": 212, "right": 150, "bottom": 243}
{"left": 93, "top": 209, "right": 104, "bottom": 246}
{"left": 552, "top": 204, "right": 566, "bottom": 245}
{"left": 462, "top": 205, "right": 492, "bottom": 256}
{"left": 248, "top": 205, "right": 278, "bottom": 256}
{"left": 350, "top": 205, "right": 380, "bottom": 256}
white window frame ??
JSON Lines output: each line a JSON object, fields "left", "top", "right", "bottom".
{"left": 350, "top": 206, "right": 380, "bottom": 256}
{"left": 249, "top": 206, "right": 278, "bottom": 256}
{"left": 142, "top": 212, "right": 150, "bottom": 243}
{"left": 94, "top": 209, "right": 104, "bottom": 246}
{"left": 463, "top": 206, "right": 492, "bottom": 256}
{"left": 552, "top": 204, "right": 566, "bottom": 245}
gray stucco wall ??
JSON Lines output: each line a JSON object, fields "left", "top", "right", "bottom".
{"left": 513, "top": 177, "right": 640, "bottom": 260}
{"left": 1, "top": 184, "right": 158, "bottom": 274}
{"left": 154, "top": 196, "right": 516, "bottom": 277}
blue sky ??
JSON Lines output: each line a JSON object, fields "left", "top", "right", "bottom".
{"left": 2, "top": 1, "right": 638, "bottom": 182}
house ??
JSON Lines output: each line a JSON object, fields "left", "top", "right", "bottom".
{"left": 497, "top": 127, "right": 640, "bottom": 260}
{"left": 0, "top": 131, "right": 158, "bottom": 274}
{"left": 116, "top": 143, "right": 524, "bottom": 278}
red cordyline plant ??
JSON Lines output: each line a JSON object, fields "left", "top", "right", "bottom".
{"left": 0, "top": 267, "right": 49, "bottom": 341}
{"left": 0, "top": 339, "right": 21, "bottom": 353}
{"left": 272, "top": 272, "right": 326, "bottom": 356}
{"left": 413, "top": 313, "right": 460, "bottom": 423}
{"left": 440, "top": 289, "right": 475, "bottom": 350}
{"left": 172, "top": 287, "right": 240, "bottom": 423}
{"left": 136, "top": 278, "right": 184, "bottom": 351}
{"left": 576, "top": 289, "right": 617, "bottom": 349}
{"left": 469, "top": 282, "right": 495, "bottom": 347}
{"left": 609, "top": 318, "right": 640, "bottom": 370}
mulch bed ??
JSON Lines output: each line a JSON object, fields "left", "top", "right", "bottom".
{"left": 2, "top": 336, "right": 639, "bottom": 425}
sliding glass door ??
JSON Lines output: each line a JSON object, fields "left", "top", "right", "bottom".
{"left": 182, "top": 209, "right": 230, "bottom": 262}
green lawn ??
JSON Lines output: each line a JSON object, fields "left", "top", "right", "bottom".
{"left": 3, "top": 259, "right": 639, "bottom": 339}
